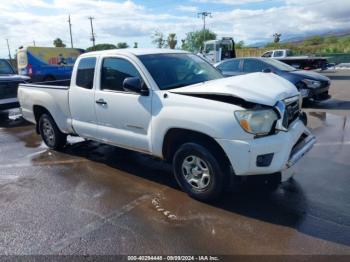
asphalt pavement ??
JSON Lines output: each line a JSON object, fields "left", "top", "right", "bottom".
{"left": 0, "top": 70, "right": 349, "bottom": 255}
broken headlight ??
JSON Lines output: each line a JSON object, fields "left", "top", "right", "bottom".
{"left": 235, "top": 109, "right": 278, "bottom": 136}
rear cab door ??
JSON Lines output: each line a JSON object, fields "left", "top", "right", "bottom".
{"left": 69, "top": 56, "right": 99, "bottom": 139}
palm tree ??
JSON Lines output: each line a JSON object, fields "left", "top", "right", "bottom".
{"left": 167, "top": 33, "right": 177, "bottom": 49}
{"left": 273, "top": 33, "right": 282, "bottom": 43}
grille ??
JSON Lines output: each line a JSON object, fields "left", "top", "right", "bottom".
{"left": 0, "top": 81, "right": 22, "bottom": 99}
{"left": 282, "top": 97, "right": 300, "bottom": 128}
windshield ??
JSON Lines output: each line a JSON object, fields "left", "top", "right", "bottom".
{"left": 0, "top": 60, "right": 15, "bottom": 74}
{"left": 262, "top": 58, "right": 297, "bottom": 71}
{"left": 138, "top": 53, "right": 223, "bottom": 90}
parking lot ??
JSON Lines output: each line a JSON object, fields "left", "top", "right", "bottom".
{"left": 0, "top": 70, "right": 349, "bottom": 255}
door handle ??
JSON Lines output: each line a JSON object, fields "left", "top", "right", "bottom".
{"left": 96, "top": 99, "right": 107, "bottom": 105}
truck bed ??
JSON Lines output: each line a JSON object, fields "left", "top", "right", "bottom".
{"left": 278, "top": 56, "right": 328, "bottom": 61}
{"left": 18, "top": 81, "right": 74, "bottom": 134}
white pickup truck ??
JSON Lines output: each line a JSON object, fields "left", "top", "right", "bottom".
{"left": 262, "top": 49, "right": 328, "bottom": 70}
{"left": 18, "top": 49, "right": 315, "bottom": 201}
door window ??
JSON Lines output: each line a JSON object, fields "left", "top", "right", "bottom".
{"left": 101, "top": 58, "right": 141, "bottom": 92}
{"left": 204, "top": 44, "right": 214, "bottom": 54}
{"left": 242, "top": 59, "right": 267, "bottom": 73}
{"left": 273, "top": 51, "right": 284, "bottom": 57}
{"left": 76, "top": 57, "right": 96, "bottom": 89}
{"left": 0, "top": 60, "right": 15, "bottom": 74}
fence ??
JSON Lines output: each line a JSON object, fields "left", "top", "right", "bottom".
{"left": 316, "top": 53, "right": 350, "bottom": 64}
{"left": 235, "top": 48, "right": 269, "bottom": 57}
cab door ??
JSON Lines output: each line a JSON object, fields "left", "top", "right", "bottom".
{"left": 94, "top": 56, "right": 152, "bottom": 153}
{"left": 69, "top": 57, "right": 98, "bottom": 138}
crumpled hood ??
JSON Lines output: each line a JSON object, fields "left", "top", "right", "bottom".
{"left": 170, "top": 72, "right": 299, "bottom": 107}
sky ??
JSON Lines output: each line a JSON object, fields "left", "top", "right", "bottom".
{"left": 0, "top": 0, "right": 350, "bottom": 58}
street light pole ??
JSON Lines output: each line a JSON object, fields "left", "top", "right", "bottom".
{"left": 197, "top": 11, "right": 212, "bottom": 43}
{"left": 68, "top": 15, "right": 74, "bottom": 48}
{"left": 6, "top": 39, "right": 12, "bottom": 60}
{"left": 88, "top": 16, "right": 96, "bottom": 49}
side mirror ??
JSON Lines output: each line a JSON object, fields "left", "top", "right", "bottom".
{"left": 262, "top": 68, "right": 272, "bottom": 73}
{"left": 123, "top": 77, "right": 149, "bottom": 96}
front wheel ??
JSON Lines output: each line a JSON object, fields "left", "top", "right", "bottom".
{"left": 173, "top": 143, "right": 227, "bottom": 202}
{"left": 38, "top": 113, "right": 67, "bottom": 150}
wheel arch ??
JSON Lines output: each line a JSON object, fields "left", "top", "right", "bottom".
{"left": 33, "top": 105, "right": 53, "bottom": 134}
{"left": 162, "top": 128, "right": 231, "bottom": 168}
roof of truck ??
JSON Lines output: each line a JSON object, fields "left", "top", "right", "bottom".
{"left": 80, "top": 48, "right": 189, "bottom": 57}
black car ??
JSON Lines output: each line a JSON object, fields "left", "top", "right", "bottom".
{"left": 215, "top": 57, "right": 331, "bottom": 101}
{"left": 0, "top": 59, "right": 30, "bottom": 111}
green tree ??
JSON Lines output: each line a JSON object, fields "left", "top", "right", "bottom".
{"left": 133, "top": 42, "right": 138, "bottom": 48}
{"left": 53, "top": 38, "right": 66, "bottom": 48}
{"left": 167, "top": 33, "right": 177, "bottom": 49}
{"left": 182, "top": 29, "right": 216, "bottom": 52}
{"left": 325, "top": 36, "right": 338, "bottom": 44}
{"left": 235, "top": 40, "right": 245, "bottom": 49}
{"left": 152, "top": 31, "right": 166, "bottom": 48}
{"left": 116, "top": 42, "right": 129, "bottom": 49}
{"left": 181, "top": 39, "right": 187, "bottom": 50}
{"left": 273, "top": 33, "right": 281, "bottom": 43}
{"left": 304, "top": 35, "right": 324, "bottom": 46}
{"left": 265, "top": 42, "right": 282, "bottom": 48}
{"left": 86, "top": 43, "right": 116, "bottom": 52}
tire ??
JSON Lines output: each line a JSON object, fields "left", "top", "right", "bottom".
{"left": 173, "top": 143, "right": 227, "bottom": 202}
{"left": 38, "top": 113, "right": 67, "bottom": 150}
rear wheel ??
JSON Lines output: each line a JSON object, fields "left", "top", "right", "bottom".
{"left": 38, "top": 113, "right": 67, "bottom": 150}
{"left": 173, "top": 143, "right": 227, "bottom": 202}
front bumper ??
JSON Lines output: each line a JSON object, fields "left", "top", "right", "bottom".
{"left": 301, "top": 86, "right": 330, "bottom": 101}
{"left": 217, "top": 120, "right": 315, "bottom": 176}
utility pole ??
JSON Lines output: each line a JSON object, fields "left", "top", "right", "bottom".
{"left": 33, "top": 40, "right": 36, "bottom": 46}
{"left": 6, "top": 39, "right": 12, "bottom": 60}
{"left": 88, "top": 16, "right": 96, "bottom": 49}
{"left": 197, "top": 11, "right": 212, "bottom": 43}
{"left": 68, "top": 15, "right": 74, "bottom": 48}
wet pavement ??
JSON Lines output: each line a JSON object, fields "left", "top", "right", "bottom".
{"left": 0, "top": 70, "right": 350, "bottom": 255}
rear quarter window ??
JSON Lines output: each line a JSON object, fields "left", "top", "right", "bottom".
{"left": 242, "top": 59, "right": 267, "bottom": 73}
{"left": 76, "top": 57, "right": 96, "bottom": 89}
{"left": 218, "top": 60, "right": 240, "bottom": 72}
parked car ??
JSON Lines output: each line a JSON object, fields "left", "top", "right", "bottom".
{"left": 215, "top": 57, "right": 331, "bottom": 101}
{"left": 18, "top": 49, "right": 315, "bottom": 201}
{"left": 261, "top": 49, "right": 328, "bottom": 70}
{"left": 0, "top": 59, "right": 30, "bottom": 111}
